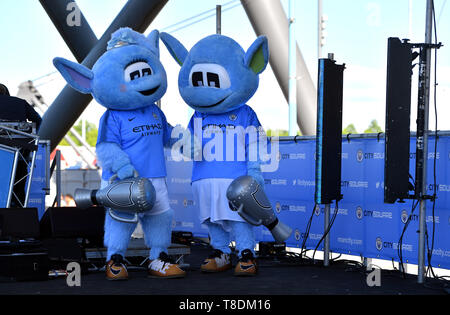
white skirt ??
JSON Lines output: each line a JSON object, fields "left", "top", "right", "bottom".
{"left": 192, "top": 178, "right": 246, "bottom": 231}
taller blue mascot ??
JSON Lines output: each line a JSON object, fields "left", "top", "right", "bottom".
{"left": 53, "top": 28, "right": 186, "bottom": 280}
{"left": 161, "top": 33, "right": 270, "bottom": 276}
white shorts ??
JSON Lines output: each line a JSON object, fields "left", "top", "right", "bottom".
{"left": 192, "top": 178, "right": 246, "bottom": 230}
{"left": 101, "top": 177, "right": 171, "bottom": 217}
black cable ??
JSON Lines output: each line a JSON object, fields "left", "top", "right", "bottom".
{"left": 300, "top": 203, "right": 317, "bottom": 259}
{"left": 312, "top": 200, "right": 339, "bottom": 262}
{"left": 398, "top": 199, "right": 420, "bottom": 278}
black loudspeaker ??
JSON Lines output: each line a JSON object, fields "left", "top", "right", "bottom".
{"left": 384, "top": 38, "right": 413, "bottom": 204}
{"left": 0, "top": 208, "right": 40, "bottom": 239}
{"left": 40, "top": 207, "right": 105, "bottom": 240}
{"left": 315, "top": 57, "right": 345, "bottom": 205}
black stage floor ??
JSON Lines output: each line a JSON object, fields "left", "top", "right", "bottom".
{"left": 0, "top": 244, "right": 448, "bottom": 296}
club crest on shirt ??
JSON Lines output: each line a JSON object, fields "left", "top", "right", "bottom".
{"left": 153, "top": 112, "right": 159, "bottom": 120}
{"left": 229, "top": 114, "right": 237, "bottom": 121}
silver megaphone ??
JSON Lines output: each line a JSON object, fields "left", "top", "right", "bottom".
{"left": 227, "top": 175, "right": 293, "bottom": 243}
{"left": 74, "top": 174, "right": 156, "bottom": 224}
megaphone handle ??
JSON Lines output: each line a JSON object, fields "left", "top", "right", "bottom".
{"left": 108, "top": 209, "right": 139, "bottom": 224}
{"left": 109, "top": 170, "right": 140, "bottom": 184}
{"left": 237, "top": 204, "right": 263, "bottom": 227}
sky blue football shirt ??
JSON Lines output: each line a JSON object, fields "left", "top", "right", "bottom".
{"left": 187, "top": 105, "right": 264, "bottom": 182}
{"left": 97, "top": 104, "right": 171, "bottom": 181}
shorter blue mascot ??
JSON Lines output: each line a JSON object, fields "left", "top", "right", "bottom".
{"left": 161, "top": 32, "right": 270, "bottom": 276}
{"left": 53, "top": 28, "right": 186, "bottom": 280}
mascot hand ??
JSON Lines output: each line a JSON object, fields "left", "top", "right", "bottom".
{"left": 247, "top": 161, "right": 265, "bottom": 188}
{"left": 117, "top": 163, "right": 136, "bottom": 180}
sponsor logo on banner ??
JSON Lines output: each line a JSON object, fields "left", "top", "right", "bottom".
{"left": 342, "top": 181, "right": 369, "bottom": 189}
{"left": 376, "top": 237, "right": 413, "bottom": 252}
{"left": 356, "top": 150, "right": 385, "bottom": 162}
{"left": 357, "top": 150, "right": 364, "bottom": 162}
{"left": 279, "top": 153, "right": 307, "bottom": 160}
{"left": 434, "top": 184, "right": 450, "bottom": 192}
{"left": 275, "top": 202, "right": 306, "bottom": 213}
{"left": 376, "top": 237, "right": 383, "bottom": 251}
{"left": 275, "top": 202, "right": 281, "bottom": 214}
{"left": 410, "top": 152, "right": 441, "bottom": 160}
{"left": 426, "top": 216, "right": 440, "bottom": 224}
{"left": 314, "top": 204, "right": 321, "bottom": 216}
{"left": 364, "top": 209, "right": 392, "bottom": 219}
{"left": 265, "top": 179, "right": 288, "bottom": 186}
{"left": 356, "top": 206, "right": 363, "bottom": 220}
{"left": 337, "top": 237, "right": 363, "bottom": 246}
{"left": 292, "top": 179, "right": 315, "bottom": 187}
{"left": 295, "top": 229, "right": 301, "bottom": 241}
{"left": 401, "top": 210, "right": 409, "bottom": 224}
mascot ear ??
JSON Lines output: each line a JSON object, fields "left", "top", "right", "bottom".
{"left": 53, "top": 57, "right": 94, "bottom": 94}
{"left": 147, "top": 29, "right": 160, "bottom": 58}
{"left": 244, "top": 36, "right": 270, "bottom": 75}
{"left": 160, "top": 32, "right": 188, "bottom": 67}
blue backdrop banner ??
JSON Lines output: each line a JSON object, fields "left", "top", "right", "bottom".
{"left": 166, "top": 134, "right": 450, "bottom": 270}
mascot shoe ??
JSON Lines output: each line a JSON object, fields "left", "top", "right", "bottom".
{"left": 234, "top": 249, "right": 258, "bottom": 277}
{"left": 106, "top": 254, "right": 129, "bottom": 281}
{"left": 201, "top": 249, "right": 232, "bottom": 273}
{"left": 148, "top": 252, "right": 186, "bottom": 279}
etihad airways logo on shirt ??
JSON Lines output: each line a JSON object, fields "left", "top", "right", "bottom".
{"left": 133, "top": 124, "right": 163, "bottom": 137}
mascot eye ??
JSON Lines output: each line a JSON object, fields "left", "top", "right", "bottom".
{"left": 130, "top": 71, "right": 140, "bottom": 81}
{"left": 189, "top": 64, "right": 231, "bottom": 89}
{"left": 207, "top": 73, "right": 221, "bottom": 88}
{"left": 142, "top": 68, "right": 152, "bottom": 77}
{"left": 124, "top": 61, "right": 153, "bottom": 82}
{"left": 192, "top": 72, "right": 204, "bottom": 87}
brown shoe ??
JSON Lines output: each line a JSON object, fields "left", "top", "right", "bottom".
{"left": 148, "top": 252, "right": 186, "bottom": 279}
{"left": 234, "top": 249, "right": 257, "bottom": 277}
{"left": 106, "top": 254, "right": 129, "bottom": 281}
{"left": 201, "top": 249, "right": 232, "bottom": 273}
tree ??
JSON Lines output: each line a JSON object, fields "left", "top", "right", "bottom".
{"left": 343, "top": 124, "right": 358, "bottom": 135}
{"left": 59, "top": 120, "right": 98, "bottom": 147}
{"left": 364, "top": 120, "right": 383, "bottom": 134}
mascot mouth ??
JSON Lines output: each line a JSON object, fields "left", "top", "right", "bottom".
{"left": 139, "top": 86, "right": 160, "bottom": 96}
{"left": 199, "top": 96, "right": 229, "bottom": 108}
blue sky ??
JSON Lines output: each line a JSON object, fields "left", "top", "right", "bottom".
{"left": 0, "top": 0, "right": 449, "bottom": 133}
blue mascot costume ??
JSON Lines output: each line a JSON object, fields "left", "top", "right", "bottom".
{"left": 53, "top": 28, "right": 186, "bottom": 280}
{"left": 161, "top": 32, "right": 270, "bottom": 276}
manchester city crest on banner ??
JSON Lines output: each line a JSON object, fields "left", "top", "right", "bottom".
{"left": 295, "top": 229, "right": 301, "bottom": 241}
{"left": 357, "top": 150, "right": 364, "bottom": 163}
{"left": 376, "top": 237, "right": 383, "bottom": 251}
{"left": 275, "top": 202, "right": 281, "bottom": 214}
{"left": 401, "top": 210, "right": 409, "bottom": 224}
{"left": 356, "top": 206, "right": 363, "bottom": 220}
{"left": 314, "top": 204, "right": 321, "bottom": 216}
